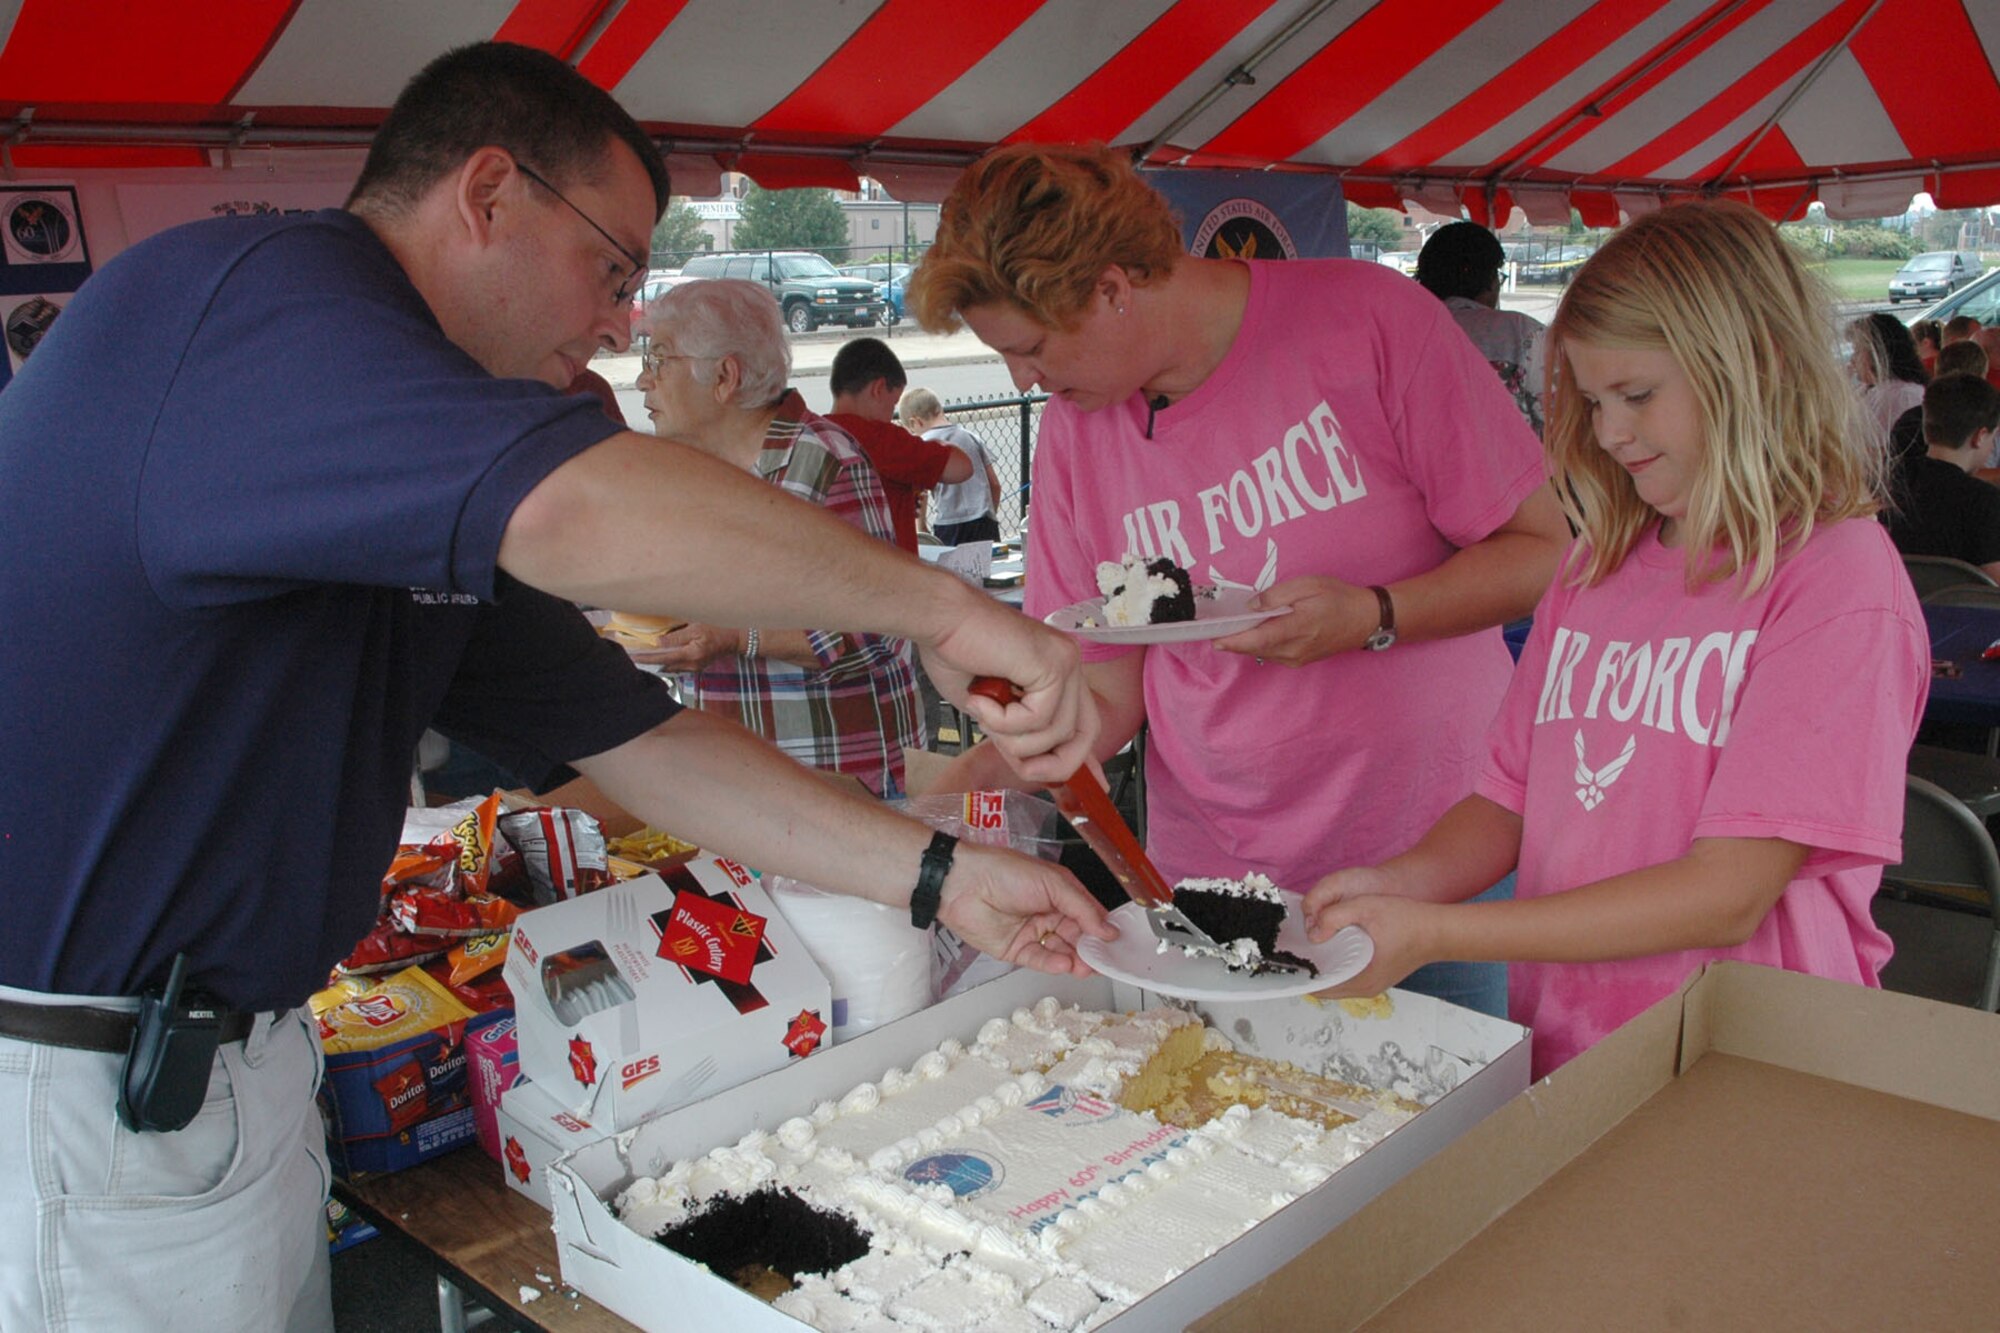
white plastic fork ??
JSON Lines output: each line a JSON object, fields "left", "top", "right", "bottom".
{"left": 660, "top": 1053, "right": 718, "bottom": 1108}
{"left": 601, "top": 885, "right": 644, "bottom": 1049}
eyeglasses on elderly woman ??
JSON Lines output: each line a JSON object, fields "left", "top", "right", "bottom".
{"left": 637, "top": 347, "right": 715, "bottom": 377}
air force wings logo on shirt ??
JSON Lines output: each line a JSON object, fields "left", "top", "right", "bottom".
{"left": 1573, "top": 731, "right": 1636, "bottom": 810}
{"left": 1208, "top": 538, "right": 1280, "bottom": 593}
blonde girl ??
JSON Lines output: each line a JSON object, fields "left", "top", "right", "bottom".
{"left": 1304, "top": 200, "right": 1928, "bottom": 1076}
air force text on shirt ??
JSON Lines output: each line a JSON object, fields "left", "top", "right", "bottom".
{"left": 1117, "top": 398, "right": 1368, "bottom": 566}
{"left": 1536, "top": 625, "right": 1758, "bottom": 747}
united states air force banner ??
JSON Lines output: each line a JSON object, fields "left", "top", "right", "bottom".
{"left": 1142, "top": 170, "right": 1347, "bottom": 262}
{"left": 0, "top": 184, "right": 92, "bottom": 391}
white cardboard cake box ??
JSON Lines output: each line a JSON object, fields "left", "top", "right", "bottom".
{"left": 548, "top": 966, "right": 1530, "bottom": 1331}
{"left": 504, "top": 860, "right": 834, "bottom": 1133}
{"left": 495, "top": 1077, "right": 618, "bottom": 1211}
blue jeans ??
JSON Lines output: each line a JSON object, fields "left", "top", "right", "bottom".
{"left": 1395, "top": 871, "right": 1515, "bottom": 1019}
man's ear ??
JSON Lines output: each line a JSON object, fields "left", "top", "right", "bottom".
{"left": 454, "top": 147, "right": 519, "bottom": 246}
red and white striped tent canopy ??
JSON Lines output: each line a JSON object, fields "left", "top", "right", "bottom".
{"left": 3, "top": 0, "right": 1997, "bottom": 222}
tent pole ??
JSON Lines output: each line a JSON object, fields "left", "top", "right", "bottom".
{"left": 1702, "top": 0, "right": 1887, "bottom": 194}
{"left": 1130, "top": 0, "right": 1345, "bottom": 165}
{"left": 1489, "top": 0, "right": 1753, "bottom": 187}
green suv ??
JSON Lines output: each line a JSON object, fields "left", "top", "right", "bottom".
{"left": 679, "top": 251, "right": 884, "bottom": 332}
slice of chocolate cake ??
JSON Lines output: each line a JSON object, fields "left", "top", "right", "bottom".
{"left": 1096, "top": 553, "right": 1197, "bottom": 626}
{"left": 1166, "top": 874, "right": 1318, "bottom": 977}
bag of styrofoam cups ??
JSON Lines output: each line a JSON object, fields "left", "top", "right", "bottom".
{"left": 765, "top": 877, "right": 933, "bottom": 1043}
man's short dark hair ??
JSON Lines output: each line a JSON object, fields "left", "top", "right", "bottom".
{"left": 830, "top": 337, "right": 908, "bottom": 398}
{"left": 348, "top": 42, "right": 669, "bottom": 219}
{"left": 1937, "top": 339, "right": 1988, "bottom": 380}
{"left": 1416, "top": 221, "right": 1505, "bottom": 301}
{"left": 1923, "top": 373, "right": 2000, "bottom": 449}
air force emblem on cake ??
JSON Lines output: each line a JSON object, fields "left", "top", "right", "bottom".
{"left": 903, "top": 1152, "right": 1001, "bottom": 1198}
{"left": 1573, "top": 731, "right": 1637, "bottom": 810}
{"left": 1026, "top": 1085, "right": 1119, "bottom": 1122}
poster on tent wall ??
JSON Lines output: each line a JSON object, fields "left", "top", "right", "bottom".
{"left": 0, "top": 184, "right": 92, "bottom": 391}
{"left": 114, "top": 180, "right": 355, "bottom": 248}
{"left": 1143, "top": 170, "right": 1346, "bottom": 262}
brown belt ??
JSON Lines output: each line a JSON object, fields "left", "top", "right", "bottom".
{"left": 0, "top": 996, "right": 256, "bottom": 1055}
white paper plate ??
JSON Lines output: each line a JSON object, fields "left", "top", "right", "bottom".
{"left": 1044, "top": 587, "right": 1290, "bottom": 645}
{"left": 1075, "top": 900, "right": 1372, "bottom": 1001}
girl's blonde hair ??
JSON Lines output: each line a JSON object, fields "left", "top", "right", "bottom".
{"left": 1545, "top": 199, "right": 1880, "bottom": 593}
{"left": 908, "top": 142, "right": 1184, "bottom": 334}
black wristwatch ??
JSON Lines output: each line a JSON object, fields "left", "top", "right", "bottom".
{"left": 909, "top": 831, "right": 958, "bottom": 929}
{"left": 1363, "top": 585, "right": 1397, "bottom": 651}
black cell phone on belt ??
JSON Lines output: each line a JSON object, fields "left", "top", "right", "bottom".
{"left": 119, "top": 953, "right": 223, "bottom": 1133}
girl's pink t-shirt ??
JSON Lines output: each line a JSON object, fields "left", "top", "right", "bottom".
{"left": 1478, "top": 520, "right": 1929, "bottom": 1077}
{"left": 1024, "top": 259, "right": 1547, "bottom": 890}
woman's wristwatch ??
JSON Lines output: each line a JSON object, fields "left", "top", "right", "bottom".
{"left": 1363, "top": 585, "right": 1397, "bottom": 652}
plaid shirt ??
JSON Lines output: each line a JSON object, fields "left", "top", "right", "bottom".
{"left": 675, "top": 391, "right": 925, "bottom": 796}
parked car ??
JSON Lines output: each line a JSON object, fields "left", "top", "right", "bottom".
{"left": 1517, "top": 244, "right": 1594, "bottom": 284}
{"left": 1911, "top": 264, "right": 2000, "bottom": 329}
{"left": 1377, "top": 250, "right": 1419, "bottom": 276}
{"left": 626, "top": 272, "right": 688, "bottom": 339}
{"left": 679, "top": 251, "right": 884, "bottom": 332}
{"left": 837, "top": 261, "right": 911, "bottom": 286}
{"left": 838, "top": 261, "right": 912, "bottom": 326}
{"left": 1346, "top": 240, "right": 1384, "bottom": 264}
{"left": 1889, "top": 250, "right": 1983, "bottom": 304}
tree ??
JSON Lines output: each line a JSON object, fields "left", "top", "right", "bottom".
{"left": 733, "top": 185, "right": 849, "bottom": 261}
{"left": 650, "top": 200, "right": 710, "bottom": 267}
{"left": 1345, "top": 203, "right": 1402, "bottom": 249}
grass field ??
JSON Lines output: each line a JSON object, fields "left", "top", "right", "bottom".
{"left": 1809, "top": 257, "right": 1904, "bottom": 301}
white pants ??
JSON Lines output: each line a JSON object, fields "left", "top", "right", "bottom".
{"left": 0, "top": 986, "right": 334, "bottom": 1333}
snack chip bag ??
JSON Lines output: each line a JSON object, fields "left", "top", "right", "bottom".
{"left": 315, "top": 965, "right": 475, "bottom": 1054}
{"left": 499, "top": 807, "right": 611, "bottom": 904}
{"left": 443, "top": 932, "right": 510, "bottom": 986}
{"left": 386, "top": 888, "right": 519, "bottom": 939}
{"left": 380, "top": 839, "right": 457, "bottom": 900}
{"left": 334, "top": 918, "right": 453, "bottom": 976}
{"left": 399, "top": 791, "right": 504, "bottom": 896}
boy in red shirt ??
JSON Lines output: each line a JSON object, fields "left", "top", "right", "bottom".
{"left": 827, "top": 337, "right": 970, "bottom": 551}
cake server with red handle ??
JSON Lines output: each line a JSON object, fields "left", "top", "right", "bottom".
{"left": 968, "top": 676, "right": 1306, "bottom": 973}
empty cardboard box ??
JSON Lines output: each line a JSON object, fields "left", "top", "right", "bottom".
{"left": 1194, "top": 963, "right": 2000, "bottom": 1331}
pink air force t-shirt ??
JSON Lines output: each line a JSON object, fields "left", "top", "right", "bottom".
{"left": 1478, "top": 520, "right": 1929, "bottom": 1077}
{"left": 1024, "top": 259, "right": 1548, "bottom": 893}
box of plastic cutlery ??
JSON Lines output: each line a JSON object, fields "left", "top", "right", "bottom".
{"left": 495, "top": 1077, "right": 620, "bottom": 1210}
{"left": 504, "top": 858, "right": 834, "bottom": 1131}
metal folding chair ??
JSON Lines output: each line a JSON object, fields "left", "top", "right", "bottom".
{"left": 1881, "top": 774, "right": 2000, "bottom": 1012}
{"left": 1905, "top": 554, "right": 1998, "bottom": 602}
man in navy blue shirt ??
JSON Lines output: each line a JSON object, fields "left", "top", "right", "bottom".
{"left": 0, "top": 43, "right": 1106, "bottom": 1332}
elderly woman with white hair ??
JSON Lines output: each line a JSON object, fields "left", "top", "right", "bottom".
{"left": 623, "top": 278, "right": 925, "bottom": 797}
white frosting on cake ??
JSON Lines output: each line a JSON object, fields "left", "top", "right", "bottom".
{"left": 1095, "top": 554, "right": 1187, "bottom": 627}
{"left": 615, "top": 1003, "right": 1415, "bottom": 1331}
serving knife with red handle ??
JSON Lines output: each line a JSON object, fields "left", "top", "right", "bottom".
{"left": 966, "top": 676, "right": 1228, "bottom": 955}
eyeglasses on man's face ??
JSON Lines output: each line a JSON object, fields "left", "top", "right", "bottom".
{"left": 515, "top": 160, "right": 648, "bottom": 309}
